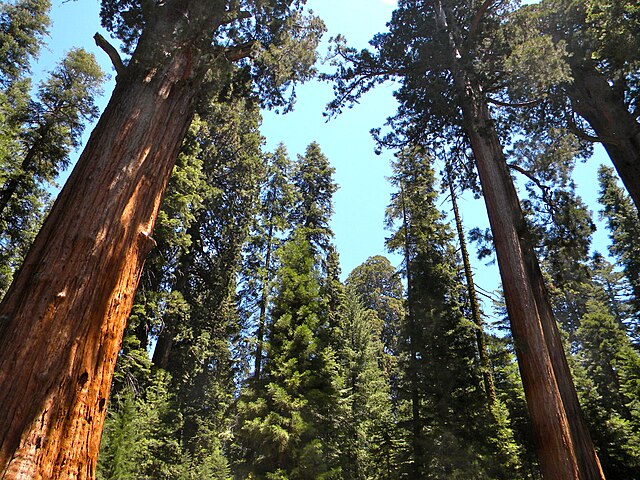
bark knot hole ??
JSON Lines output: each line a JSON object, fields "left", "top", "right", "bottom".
{"left": 78, "top": 371, "right": 89, "bottom": 387}
{"left": 98, "top": 398, "right": 106, "bottom": 412}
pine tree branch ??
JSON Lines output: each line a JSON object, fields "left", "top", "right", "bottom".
{"left": 94, "top": 33, "right": 125, "bottom": 77}
{"left": 565, "top": 110, "right": 608, "bottom": 143}
{"left": 507, "top": 162, "right": 553, "bottom": 207}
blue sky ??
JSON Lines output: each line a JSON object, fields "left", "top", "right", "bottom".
{"left": 39, "top": 0, "right": 613, "bottom": 320}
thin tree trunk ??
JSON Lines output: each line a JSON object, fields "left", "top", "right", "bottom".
{"left": 0, "top": 6, "right": 223, "bottom": 477}
{"left": 399, "top": 184, "right": 422, "bottom": 478}
{"left": 0, "top": 137, "right": 44, "bottom": 218}
{"left": 447, "top": 175, "right": 497, "bottom": 407}
{"left": 254, "top": 223, "right": 274, "bottom": 380}
{"left": 435, "top": 2, "right": 603, "bottom": 478}
{"left": 568, "top": 63, "right": 640, "bottom": 212}
{"left": 0, "top": 113, "right": 60, "bottom": 219}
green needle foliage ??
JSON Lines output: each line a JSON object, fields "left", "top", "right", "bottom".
{"left": 235, "top": 228, "right": 342, "bottom": 479}
{"left": 598, "top": 165, "right": 640, "bottom": 339}
{"left": 573, "top": 301, "right": 640, "bottom": 478}
{"left": 333, "top": 287, "right": 395, "bottom": 480}
{"left": 2, "top": 0, "right": 636, "bottom": 476}
{"left": 0, "top": 8, "right": 105, "bottom": 296}
{"left": 385, "top": 145, "right": 520, "bottom": 479}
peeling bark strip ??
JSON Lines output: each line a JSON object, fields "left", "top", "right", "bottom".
{"left": 0, "top": 3, "right": 226, "bottom": 478}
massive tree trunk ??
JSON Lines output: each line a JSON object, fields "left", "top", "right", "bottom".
{"left": 0, "top": 4, "right": 224, "bottom": 477}
{"left": 435, "top": 3, "right": 603, "bottom": 478}
{"left": 568, "top": 63, "right": 640, "bottom": 212}
{"left": 461, "top": 84, "right": 581, "bottom": 479}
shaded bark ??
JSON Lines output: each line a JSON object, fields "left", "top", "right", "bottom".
{"left": 253, "top": 223, "right": 274, "bottom": 381}
{"left": 0, "top": 3, "right": 225, "bottom": 477}
{"left": 568, "top": 63, "right": 640, "bottom": 212}
{"left": 435, "top": 2, "right": 603, "bottom": 478}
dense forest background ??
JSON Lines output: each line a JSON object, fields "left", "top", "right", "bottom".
{"left": 1, "top": 0, "right": 640, "bottom": 479}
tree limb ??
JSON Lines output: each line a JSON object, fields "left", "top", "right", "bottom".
{"left": 94, "top": 33, "right": 126, "bottom": 77}
{"left": 565, "top": 110, "right": 608, "bottom": 143}
{"left": 507, "top": 162, "right": 553, "bottom": 207}
{"left": 487, "top": 96, "right": 541, "bottom": 108}
{"left": 224, "top": 40, "right": 258, "bottom": 62}
{"left": 468, "top": 0, "right": 495, "bottom": 40}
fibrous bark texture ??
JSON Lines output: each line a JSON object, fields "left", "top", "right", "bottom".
{"left": 435, "top": 2, "right": 604, "bottom": 478}
{"left": 0, "top": 6, "right": 215, "bottom": 477}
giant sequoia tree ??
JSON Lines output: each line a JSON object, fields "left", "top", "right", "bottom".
{"left": 0, "top": 0, "right": 324, "bottom": 477}
{"left": 533, "top": 0, "right": 640, "bottom": 211}
{"left": 328, "top": 1, "right": 602, "bottom": 477}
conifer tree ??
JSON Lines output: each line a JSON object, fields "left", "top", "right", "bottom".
{"left": 529, "top": 0, "right": 640, "bottom": 210}
{"left": 573, "top": 301, "right": 640, "bottom": 479}
{"left": 98, "top": 95, "right": 263, "bottom": 476}
{"left": 328, "top": 1, "right": 601, "bottom": 474}
{"left": 345, "top": 255, "right": 404, "bottom": 357}
{"left": 235, "top": 228, "right": 342, "bottom": 479}
{"left": 0, "top": 0, "right": 50, "bottom": 174}
{"left": 0, "top": 0, "right": 50, "bottom": 88}
{"left": 334, "top": 287, "right": 396, "bottom": 480}
{"left": 0, "top": 0, "right": 324, "bottom": 475}
{"left": 345, "top": 256, "right": 405, "bottom": 476}
{"left": 598, "top": 164, "right": 640, "bottom": 337}
{"left": 590, "top": 253, "right": 635, "bottom": 333}
{"left": 291, "top": 141, "right": 337, "bottom": 254}
{"left": 242, "top": 144, "right": 297, "bottom": 380}
{"left": 0, "top": 48, "right": 105, "bottom": 294}
{"left": 386, "top": 145, "right": 516, "bottom": 478}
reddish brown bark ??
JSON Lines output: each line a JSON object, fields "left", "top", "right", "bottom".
{"left": 568, "top": 64, "right": 640, "bottom": 212}
{"left": 462, "top": 85, "right": 581, "bottom": 479}
{"left": 0, "top": 4, "right": 224, "bottom": 477}
{"left": 435, "top": 2, "right": 603, "bottom": 478}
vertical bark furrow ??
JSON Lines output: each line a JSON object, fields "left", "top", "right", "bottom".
{"left": 0, "top": 42, "right": 199, "bottom": 479}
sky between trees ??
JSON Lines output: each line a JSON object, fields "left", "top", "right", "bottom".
{"left": 42, "top": 0, "right": 611, "bottom": 308}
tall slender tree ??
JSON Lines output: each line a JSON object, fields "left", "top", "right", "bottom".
{"left": 235, "top": 228, "right": 342, "bottom": 479}
{"left": 328, "top": 1, "right": 602, "bottom": 475}
{"left": 291, "top": 141, "right": 337, "bottom": 254}
{"left": 386, "top": 145, "right": 515, "bottom": 478}
{"left": 241, "top": 144, "right": 297, "bottom": 381}
{"left": 334, "top": 287, "right": 395, "bottom": 480}
{"left": 598, "top": 164, "right": 640, "bottom": 337}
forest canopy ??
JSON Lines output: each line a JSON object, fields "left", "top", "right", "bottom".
{"left": 0, "top": 0, "right": 639, "bottom": 479}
